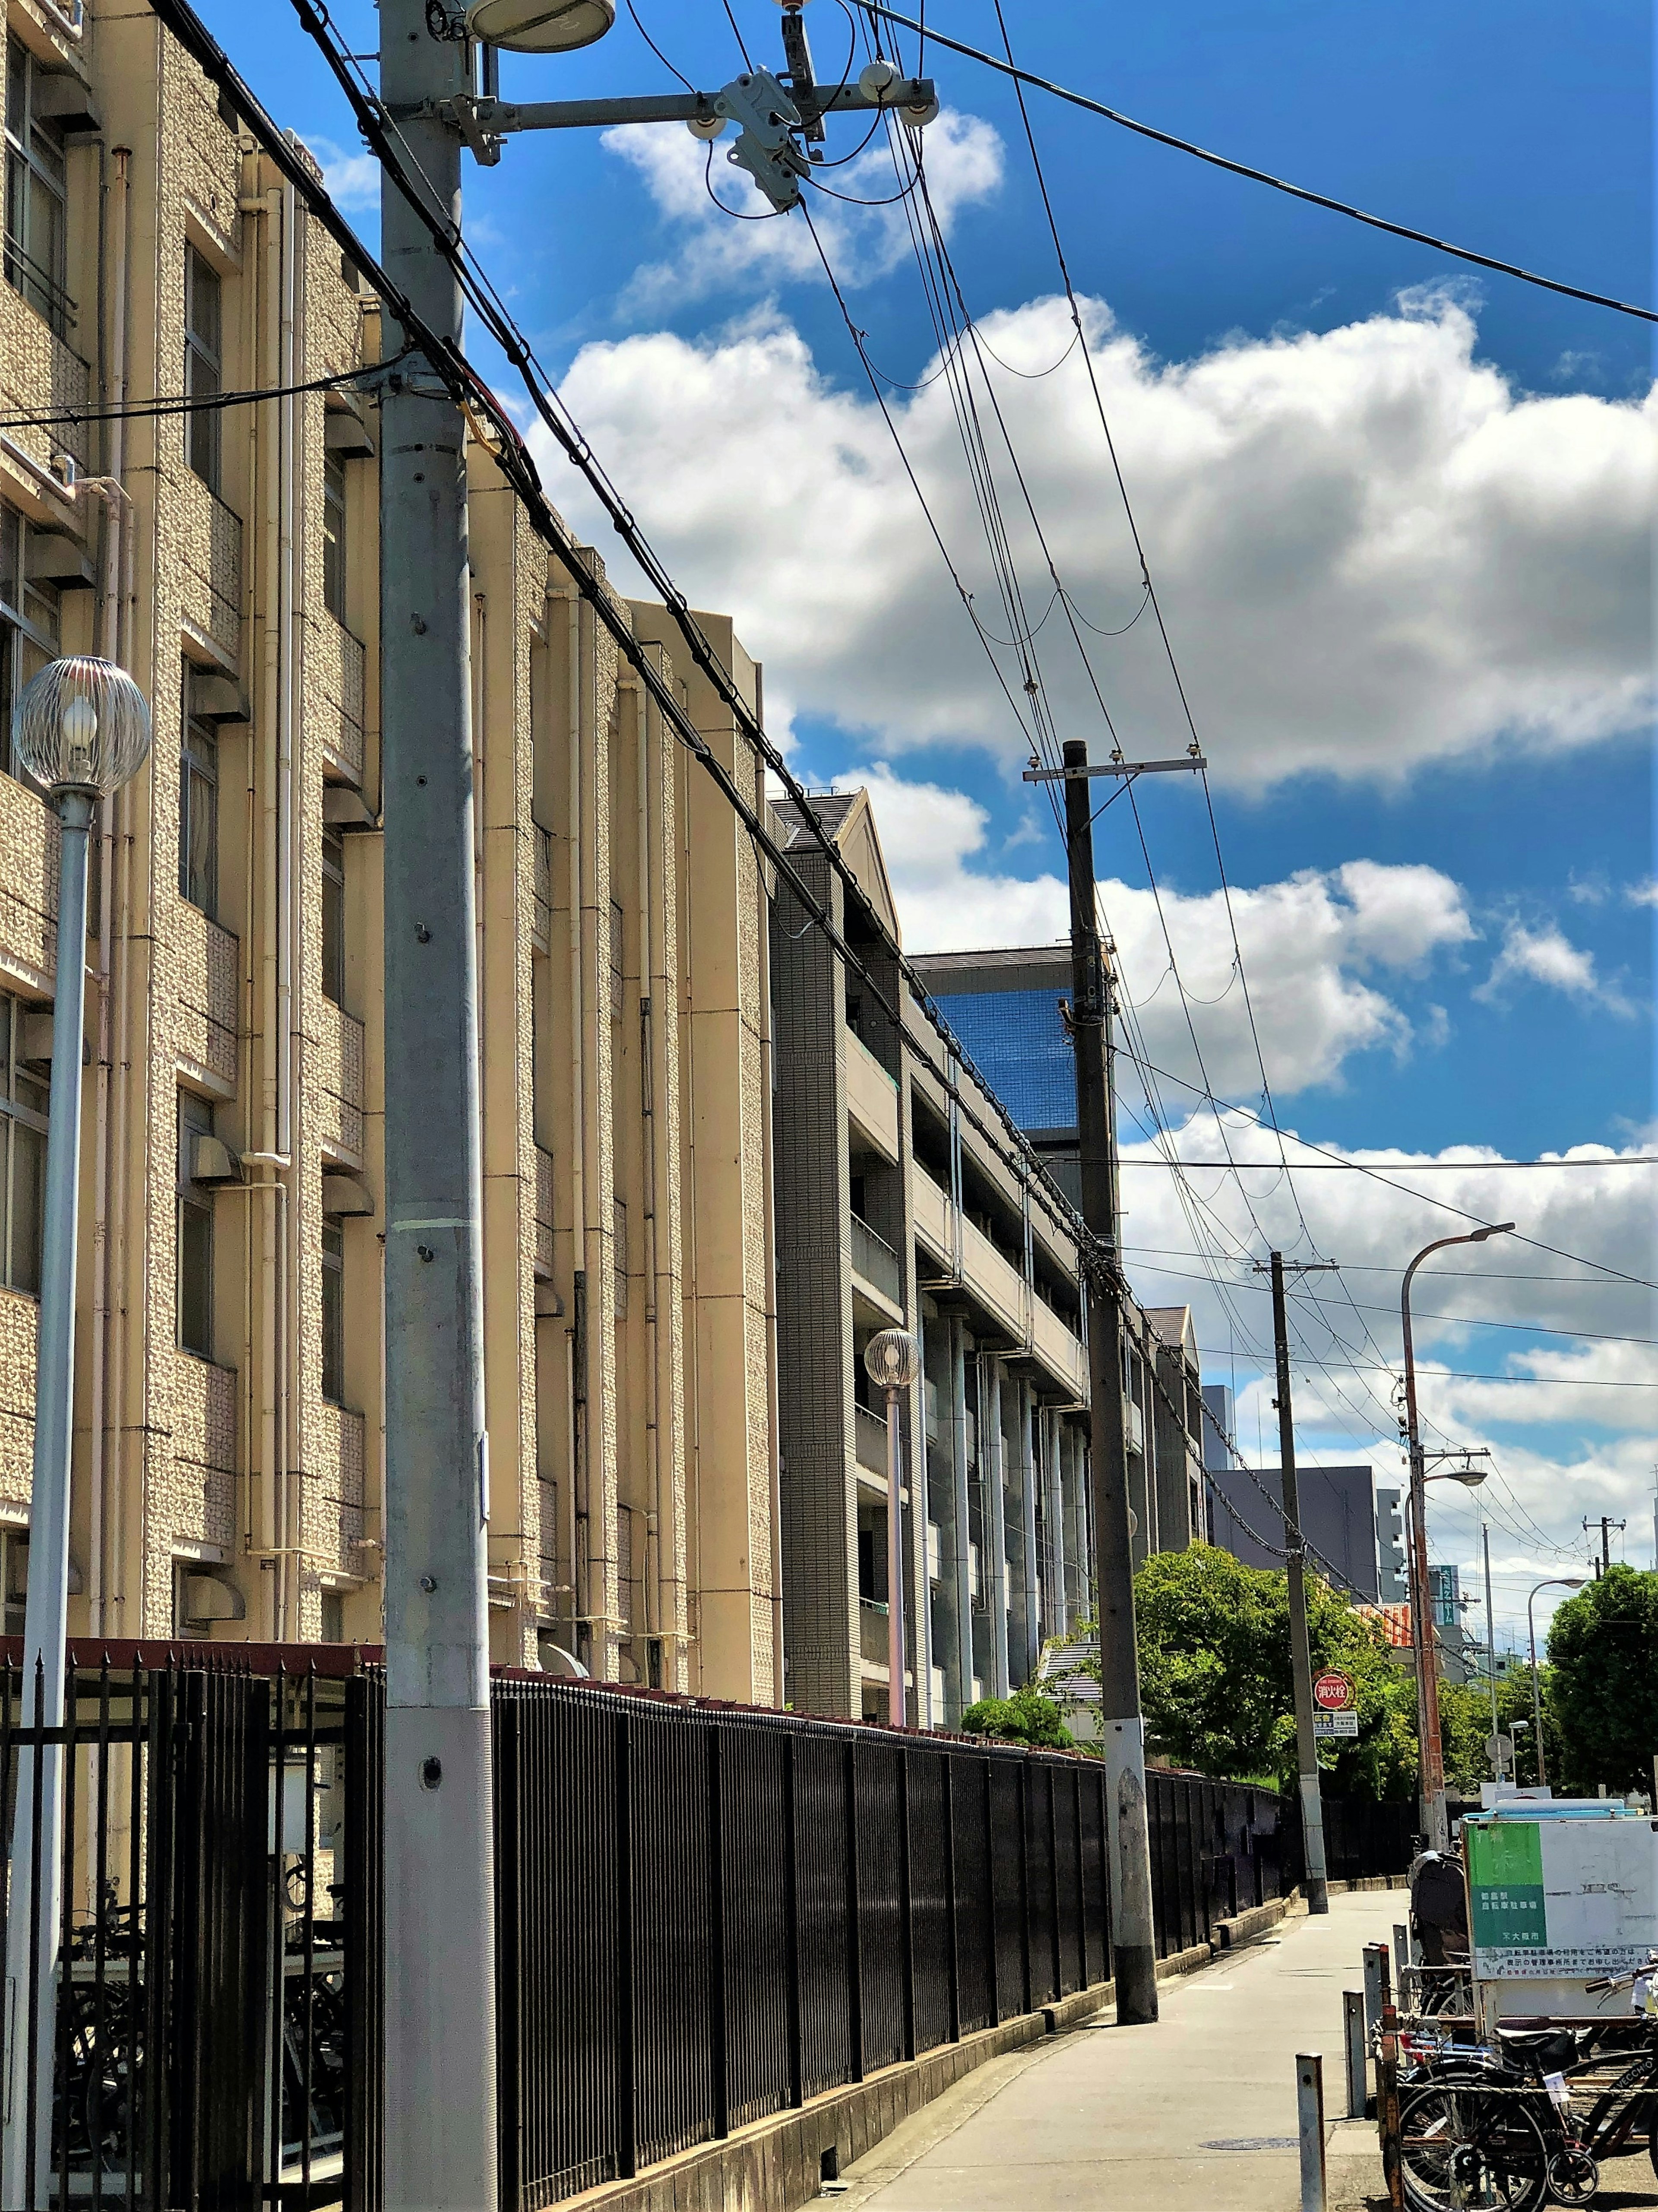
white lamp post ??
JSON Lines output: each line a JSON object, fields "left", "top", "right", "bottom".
{"left": 3, "top": 656, "right": 150, "bottom": 2203}
{"left": 1527, "top": 1576, "right": 1586, "bottom": 1787}
{"left": 864, "top": 1329, "right": 920, "bottom": 1728}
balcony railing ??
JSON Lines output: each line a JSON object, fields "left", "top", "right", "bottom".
{"left": 849, "top": 1211, "right": 901, "bottom": 1310}
{"left": 854, "top": 1402, "right": 890, "bottom": 1480}
{"left": 858, "top": 1597, "right": 889, "bottom": 1670}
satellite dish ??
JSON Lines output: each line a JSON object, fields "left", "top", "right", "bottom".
{"left": 465, "top": 0, "right": 615, "bottom": 51}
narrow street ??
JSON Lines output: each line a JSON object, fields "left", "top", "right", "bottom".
{"left": 838, "top": 1892, "right": 1399, "bottom": 2212}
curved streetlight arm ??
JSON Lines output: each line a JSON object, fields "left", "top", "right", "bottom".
{"left": 1526, "top": 1576, "right": 1586, "bottom": 1788}
{"left": 1400, "top": 1223, "right": 1514, "bottom": 1849}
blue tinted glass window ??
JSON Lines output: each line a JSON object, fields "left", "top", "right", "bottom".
{"left": 931, "top": 988, "right": 1076, "bottom": 1132}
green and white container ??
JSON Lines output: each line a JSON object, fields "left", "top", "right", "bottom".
{"left": 1466, "top": 1803, "right": 1658, "bottom": 2024}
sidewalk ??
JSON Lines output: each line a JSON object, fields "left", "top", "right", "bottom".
{"left": 835, "top": 1892, "right": 1400, "bottom": 2212}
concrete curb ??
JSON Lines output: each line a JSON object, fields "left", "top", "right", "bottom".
{"left": 1328, "top": 1873, "right": 1408, "bottom": 1895}
{"left": 1213, "top": 1896, "right": 1293, "bottom": 1949}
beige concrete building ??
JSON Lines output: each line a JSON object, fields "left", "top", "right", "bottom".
{"left": 0, "top": 0, "right": 778, "bottom": 1696}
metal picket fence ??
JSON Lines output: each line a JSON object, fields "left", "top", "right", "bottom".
{"left": 0, "top": 1652, "right": 1414, "bottom": 2210}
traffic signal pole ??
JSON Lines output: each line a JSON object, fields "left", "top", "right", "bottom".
{"left": 1061, "top": 737, "right": 1158, "bottom": 2024}
{"left": 1266, "top": 1252, "right": 1329, "bottom": 1915}
{"left": 379, "top": 6, "right": 499, "bottom": 2203}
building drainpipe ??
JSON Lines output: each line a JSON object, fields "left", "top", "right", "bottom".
{"left": 753, "top": 717, "right": 785, "bottom": 1709}
{"left": 563, "top": 586, "right": 589, "bottom": 1665}
{"left": 1019, "top": 1384, "right": 1039, "bottom": 1683}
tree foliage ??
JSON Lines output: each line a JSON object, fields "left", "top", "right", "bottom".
{"left": 959, "top": 1684, "right": 1073, "bottom": 1749}
{"left": 1546, "top": 1566, "right": 1658, "bottom": 1794}
{"left": 1129, "top": 1543, "right": 1419, "bottom": 1800}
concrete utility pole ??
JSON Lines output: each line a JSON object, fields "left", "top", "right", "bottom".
{"left": 1265, "top": 1252, "right": 1329, "bottom": 1915}
{"left": 1583, "top": 1516, "right": 1625, "bottom": 1577}
{"left": 1061, "top": 736, "right": 1158, "bottom": 2024}
{"left": 379, "top": 6, "right": 499, "bottom": 2203}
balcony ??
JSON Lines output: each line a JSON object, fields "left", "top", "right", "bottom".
{"left": 855, "top": 1403, "right": 900, "bottom": 1494}
{"left": 845, "top": 1025, "right": 899, "bottom": 1164}
{"left": 532, "top": 827, "right": 552, "bottom": 951}
{"left": 0, "top": 277, "right": 91, "bottom": 473}
{"left": 314, "top": 615, "right": 367, "bottom": 784}
{"left": 316, "top": 1001, "right": 366, "bottom": 1161}
{"left": 174, "top": 907, "right": 239, "bottom": 1090}
{"left": 912, "top": 1164, "right": 952, "bottom": 1270}
{"left": 534, "top": 1144, "right": 555, "bottom": 1278}
{"left": 858, "top": 1598, "right": 890, "bottom": 1672}
{"left": 176, "top": 472, "right": 243, "bottom": 662}
{"left": 849, "top": 1212, "right": 902, "bottom": 1319}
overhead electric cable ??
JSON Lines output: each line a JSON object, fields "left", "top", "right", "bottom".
{"left": 860, "top": 2, "right": 1658, "bottom": 324}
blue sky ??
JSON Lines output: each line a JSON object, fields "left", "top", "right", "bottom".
{"left": 198, "top": 0, "right": 1655, "bottom": 1636}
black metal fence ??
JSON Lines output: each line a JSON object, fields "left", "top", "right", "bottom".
{"left": 0, "top": 1654, "right": 1414, "bottom": 2210}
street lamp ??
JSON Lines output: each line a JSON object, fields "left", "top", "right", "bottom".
{"left": 1527, "top": 1577, "right": 1586, "bottom": 1787}
{"left": 1401, "top": 1222, "right": 1514, "bottom": 1850}
{"left": 3, "top": 656, "right": 150, "bottom": 2202}
{"left": 864, "top": 1329, "right": 921, "bottom": 1728}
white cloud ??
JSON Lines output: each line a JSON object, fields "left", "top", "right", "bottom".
{"left": 850, "top": 762, "right": 1473, "bottom": 1094}
{"left": 602, "top": 110, "right": 1002, "bottom": 310}
{"left": 306, "top": 136, "right": 380, "bottom": 217}
{"left": 1121, "top": 1119, "right": 1658, "bottom": 1625}
{"left": 1475, "top": 921, "right": 1632, "bottom": 1014}
{"left": 1626, "top": 879, "right": 1658, "bottom": 907}
{"left": 541, "top": 296, "right": 1655, "bottom": 787}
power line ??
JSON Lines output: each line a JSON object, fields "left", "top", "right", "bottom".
{"left": 1119, "top": 1157, "right": 1658, "bottom": 1171}
{"left": 860, "top": 3, "right": 1658, "bottom": 325}
{"left": 0, "top": 359, "right": 399, "bottom": 431}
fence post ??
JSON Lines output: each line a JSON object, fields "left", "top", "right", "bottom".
{"left": 1047, "top": 1765, "right": 1061, "bottom": 2002}
{"left": 615, "top": 1714, "right": 636, "bottom": 2180}
{"left": 943, "top": 1755, "right": 960, "bottom": 2043}
{"left": 983, "top": 1759, "right": 1000, "bottom": 2027}
{"left": 1296, "top": 2053, "right": 1326, "bottom": 2212}
{"left": 1376, "top": 2002, "right": 1405, "bottom": 2212}
{"left": 707, "top": 1727, "right": 730, "bottom": 2138}
{"left": 783, "top": 1733, "right": 804, "bottom": 2106}
{"left": 1343, "top": 1990, "right": 1368, "bottom": 2120}
{"left": 1071, "top": 1768, "right": 1086, "bottom": 1993}
{"left": 845, "top": 1738, "right": 864, "bottom": 2083}
{"left": 899, "top": 1746, "right": 916, "bottom": 2062}
{"left": 494, "top": 1699, "right": 522, "bottom": 2209}
{"left": 1392, "top": 1922, "right": 1410, "bottom": 1983}
{"left": 1362, "top": 1942, "right": 1391, "bottom": 2040}
{"left": 1017, "top": 1762, "right": 1032, "bottom": 2016}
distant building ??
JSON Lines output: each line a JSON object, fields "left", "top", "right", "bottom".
{"left": 907, "top": 947, "right": 1081, "bottom": 1204}
{"left": 1206, "top": 1461, "right": 1392, "bottom": 1605}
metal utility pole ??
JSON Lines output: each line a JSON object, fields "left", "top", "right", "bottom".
{"left": 1262, "top": 1252, "right": 1335, "bottom": 1915}
{"left": 1060, "top": 735, "right": 1158, "bottom": 2024}
{"left": 1401, "top": 1224, "right": 1513, "bottom": 1850}
{"left": 379, "top": 6, "right": 498, "bottom": 2202}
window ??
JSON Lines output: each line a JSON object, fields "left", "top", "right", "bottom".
{"left": 321, "top": 1218, "right": 344, "bottom": 1404}
{"left": 4, "top": 38, "right": 69, "bottom": 338}
{"left": 180, "top": 690, "right": 219, "bottom": 914}
{"left": 320, "top": 1591, "right": 345, "bottom": 1644}
{"left": 1, "top": 1530, "right": 26, "bottom": 1638}
{"left": 177, "top": 1093, "right": 214, "bottom": 1357}
{"left": 322, "top": 450, "right": 347, "bottom": 621}
{"left": 321, "top": 827, "right": 345, "bottom": 1005}
{"left": 0, "top": 502, "right": 61, "bottom": 781}
{"left": 0, "top": 995, "right": 47, "bottom": 1297}
{"left": 184, "top": 245, "right": 222, "bottom": 491}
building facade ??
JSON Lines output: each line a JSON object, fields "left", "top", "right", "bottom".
{"left": 0, "top": 0, "right": 778, "bottom": 1696}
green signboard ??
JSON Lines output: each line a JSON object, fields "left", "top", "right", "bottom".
{"left": 1468, "top": 1821, "right": 1546, "bottom": 1951}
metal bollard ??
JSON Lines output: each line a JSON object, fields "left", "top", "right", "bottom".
{"left": 1297, "top": 2052, "right": 1327, "bottom": 2212}
{"left": 1344, "top": 1989, "right": 1369, "bottom": 2118}
{"left": 1392, "top": 1922, "right": 1410, "bottom": 1981}
{"left": 1363, "top": 1942, "right": 1390, "bottom": 2038}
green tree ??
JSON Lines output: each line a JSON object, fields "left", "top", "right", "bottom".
{"left": 1126, "top": 1544, "right": 1419, "bottom": 1801}
{"left": 959, "top": 1684, "right": 1073, "bottom": 1749}
{"left": 1436, "top": 1663, "right": 1560, "bottom": 1793}
{"left": 1547, "top": 1566, "right": 1658, "bottom": 1794}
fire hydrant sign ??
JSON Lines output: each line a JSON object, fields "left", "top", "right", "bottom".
{"left": 1468, "top": 1815, "right": 1658, "bottom": 1994}
{"left": 1313, "top": 1670, "right": 1353, "bottom": 1711}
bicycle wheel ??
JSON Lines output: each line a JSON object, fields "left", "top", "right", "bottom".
{"left": 1399, "top": 2081, "right": 1550, "bottom": 2212}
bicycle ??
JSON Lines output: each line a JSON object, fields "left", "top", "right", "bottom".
{"left": 1397, "top": 1955, "right": 1658, "bottom": 2209}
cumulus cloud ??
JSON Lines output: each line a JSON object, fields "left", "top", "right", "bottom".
{"left": 849, "top": 761, "right": 1473, "bottom": 1094}
{"left": 1119, "top": 1116, "right": 1658, "bottom": 1618}
{"left": 541, "top": 296, "right": 1655, "bottom": 786}
{"left": 306, "top": 136, "right": 380, "bottom": 216}
{"left": 602, "top": 110, "right": 1002, "bottom": 310}
{"left": 1475, "top": 921, "right": 1633, "bottom": 1014}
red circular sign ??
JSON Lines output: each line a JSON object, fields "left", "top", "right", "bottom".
{"left": 1313, "top": 1670, "right": 1354, "bottom": 1712}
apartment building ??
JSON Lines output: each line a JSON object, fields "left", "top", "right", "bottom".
{"left": 769, "top": 797, "right": 1209, "bottom": 1729}
{"left": 0, "top": 0, "right": 778, "bottom": 1696}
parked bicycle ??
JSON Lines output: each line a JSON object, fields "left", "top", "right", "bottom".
{"left": 1397, "top": 1954, "right": 1658, "bottom": 2209}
